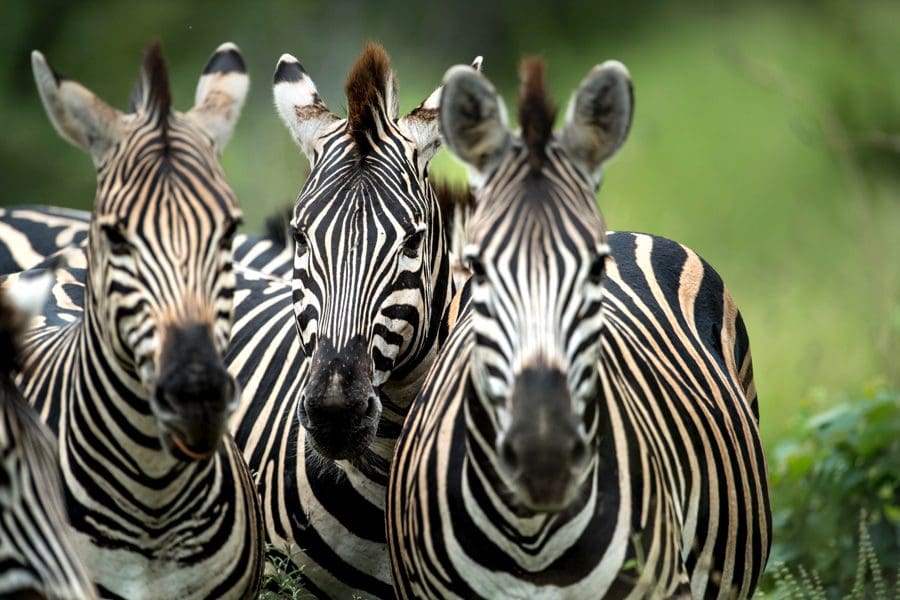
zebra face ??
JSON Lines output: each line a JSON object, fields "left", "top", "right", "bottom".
{"left": 289, "top": 183, "right": 437, "bottom": 459}
{"left": 33, "top": 43, "right": 249, "bottom": 461}
{"left": 441, "top": 58, "right": 633, "bottom": 511}
{"left": 273, "top": 45, "right": 458, "bottom": 460}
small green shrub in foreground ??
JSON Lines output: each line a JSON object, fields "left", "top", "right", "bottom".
{"left": 259, "top": 543, "right": 309, "bottom": 600}
{"left": 762, "top": 386, "right": 900, "bottom": 597}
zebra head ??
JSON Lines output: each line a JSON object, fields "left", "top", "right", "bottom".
{"left": 441, "top": 58, "right": 633, "bottom": 511}
{"left": 273, "top": 44, "right": 468, "bottom": 460}
{"left": 31, "top": 42, "right": 249, "bottom": 462}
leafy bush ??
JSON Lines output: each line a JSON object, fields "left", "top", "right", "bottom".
{"left": 764, "top": 386, "right": 900, "bottom": 597}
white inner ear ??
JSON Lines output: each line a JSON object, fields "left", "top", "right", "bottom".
{"left": 272, "top": 57, "right": 339, "bottom": 161}
{"left": 32, "top": 51, "right": 125, "bottom": 165}
{"left": 560, "top": 60, "right": 633, "bottom": 186}
{"left": 439, "top": 67, "right": 512, "bottom": 183}
{"left": 189, "top": 71, "right": 249, "bottom": 153}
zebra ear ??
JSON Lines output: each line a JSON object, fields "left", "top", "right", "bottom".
{"left": 397, "top": 55, "right": 484, "bottom": 166}
{"left": 32, "top": 50, "right": 126, "bottom": 166}
{"left": 439, "top": 64, "right": 511, "bottom": 182}
{"left": 273, "top": 53, "right": 339, "bottom": 161}
{"left": 560, "top": 60, "right": 633, "bottom": 183}
{"left": 188, "top": 42, "right": 249, "bottom": 154}
{"left": 2, "top": 255, "right": 60, "bottom": 324}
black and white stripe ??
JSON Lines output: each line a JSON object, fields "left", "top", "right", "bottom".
{"left": 13, "top": 42, "right": 263, "bottom": 598}
{"left": 0, "top": 266, "right": 96, "bottom": 599}
{"left": 0, "top": 43, "right": 478, "bottom": 599}
{"left": 225, "top": 44, "right": 479, "bottom": 598}
{"left": 388, "top": 58, "right": 770, "bottom": 599}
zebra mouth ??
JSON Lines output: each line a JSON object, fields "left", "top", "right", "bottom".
{"left": 164, "top": 432, "right": 219, "bottom": 462}
{"left": 304, "top": 422, "right": 378, "bottom": 461}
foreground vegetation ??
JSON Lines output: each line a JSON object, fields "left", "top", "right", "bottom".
{"left": 762, "top": 386, "right": 899, "bottom": 598}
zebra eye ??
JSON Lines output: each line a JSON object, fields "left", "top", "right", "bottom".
{"left": 586, "top": 255, "right": 607, "bottom": 284}
{"left": 102, "top": 224, "right": 130, "bottom": 255}
{"left": 402, "top": 230, "right": 424, "bottom": 259}
{"left": 467, "top": 256, "right": 487, "bottom": 281}
{"left": 293, "top": 228, "right": 309, "bottom": 256}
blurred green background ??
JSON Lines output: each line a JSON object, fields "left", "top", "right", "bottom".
{"left": 1, "top": 0, "right": 898, "bottom": 591}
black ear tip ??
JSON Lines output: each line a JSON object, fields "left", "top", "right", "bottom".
{"left": 204, "top": 43, "right": 246, "bottom": 75}
{"left": 273, "top": 56, "right": 306, "bottom": 84}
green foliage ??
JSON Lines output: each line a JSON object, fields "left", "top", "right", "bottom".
{"left": 259, "top": 543, "right": 310, "bottom": 600}
{"left": 762, "top": 514, "right": 899, "bottom": 600}
{"left": 764, "top": 386, "right": 900, "bottom": 597}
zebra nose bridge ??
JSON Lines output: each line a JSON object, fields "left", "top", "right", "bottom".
{"left": 500, "top": 367, "right": 586, "bottom": 472}
{"left": 155, "top": 321, "right": 235, "bottom": 419}
{"left": 305, "top": 335, "right": 374, "bottom": 401}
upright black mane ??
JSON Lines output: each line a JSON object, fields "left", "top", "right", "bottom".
{"left": 518, "top": 57, "right": 557, "bottom": 171}
{"left": 344, "top": 42, "right": 395, "bottom": 155}
{"left": 129, "top": 41, "right": 172, "bottom": 132}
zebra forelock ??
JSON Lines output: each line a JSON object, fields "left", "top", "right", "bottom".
{"left": 518, "top": 57, "right": 557, "bottom": 171}
{"left": 129, "top": 41, "right": 172, "bottom": 133}
{"left": 345, "top": 42, "right": 398, "bottom": 155}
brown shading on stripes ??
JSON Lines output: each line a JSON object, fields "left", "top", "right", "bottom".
{"left": 344, "top": 42, "right": 393, "bottom": 155}
{"left": 518, "top": 56, "right": 557, "bottom": 171}
{"left": 432, "top": 179, "right": 474, "bottom": 241}
{"left": 130, "top": 41, "right": 171, "bottom": 132}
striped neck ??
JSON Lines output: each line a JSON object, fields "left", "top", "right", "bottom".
{"left": 70, "top": 290, "right": 213, "bottom": 486}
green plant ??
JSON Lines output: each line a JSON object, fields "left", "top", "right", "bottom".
{"left": 762, "top": 514, "right": 899, "bottom": 599}
{"left": 258, "top": 543, "right": 310, "bottom": 600}
{"left": 763, "top": 386, "right": 900, "bottom": 597}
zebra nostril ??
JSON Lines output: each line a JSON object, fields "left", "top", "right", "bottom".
{"left": 499, "top": 439, "right": 519, "bottom": 472}
{"left": 153, "top": 387, "right": 177, "bottom": 417}
{"left": 364, "top": 395, "right": 378, "bottom": 419}
{"left": 570, "top": 437, "right": 588, "bottom": 468}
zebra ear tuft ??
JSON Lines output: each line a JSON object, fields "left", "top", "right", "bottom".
{"left": 0, "top": 256, "right": 60, "bottom": 373}
{"left": 560, "top": 60, "right": 633, "bottom": 183}
{"left": 189, "top": 41, "right": 250, "bottom": 154}
{"left": 439, "top": 65, "right": 511, "bottom": 180}
{"left": 272, "top": 53, "right": 339, "bottom": 161}
{"left": 32, "top": 50, "right": 125, "bottom": 166}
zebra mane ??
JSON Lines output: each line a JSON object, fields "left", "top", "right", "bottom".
{"left": 433, "top": 179, "right": 474, "bottom": 240}
{"left": 518, "top": 56, "right": 557, "bottom": 171}
{"left": 344, "top": 42, "right": 397, "bottom": 155}
{"left": 129, "top": 41, "right": 171, "bottom": 132}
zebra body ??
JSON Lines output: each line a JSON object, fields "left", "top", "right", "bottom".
{"left": 388, "top": 59, "right": 770, "bottom": 598}
{"left": 13, "top": 43, "right": 263, "bottom": 598}
{"left": 0, "top": 266, "right": 97, "bottom": 599}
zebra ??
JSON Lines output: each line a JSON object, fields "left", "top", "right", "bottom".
{"left": 0, "top": 263, "right": 97, "bottom": 599}
{"left": 2, "top": 43, "right": 479, "bottom": 598}
{"left": 224, "top": 43, "right": 482, "bottom": 598}
{"left": 387, "top": 58, "right": 771, "bottom": 598}
{"left": 14, "top": 42, "right": 264, "bottom": 598}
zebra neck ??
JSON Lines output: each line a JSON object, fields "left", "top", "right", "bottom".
{"left": 68, "top": 304, "right": 206, "bottom": 484}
